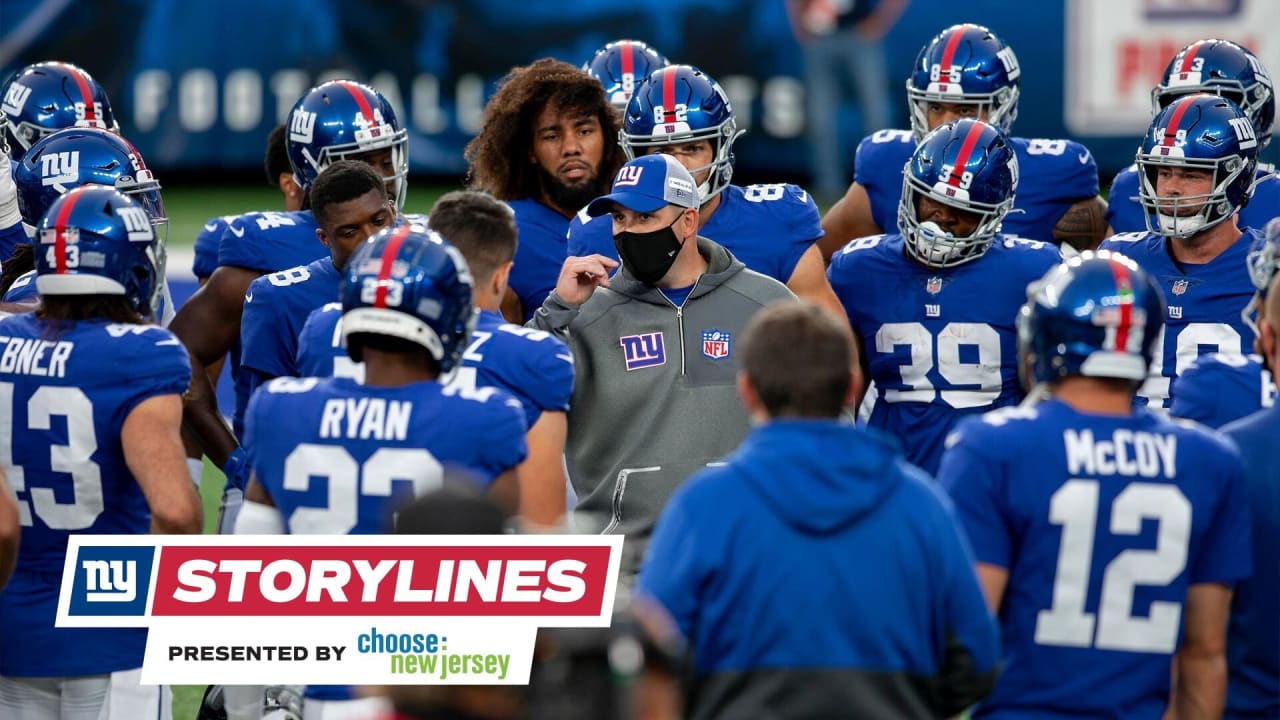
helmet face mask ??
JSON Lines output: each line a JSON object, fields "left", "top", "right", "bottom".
{"left": 898, "top": 118, "right": 1017, "bottom": 269}
{"left": 620, "top": 65, "right": 743, "bottom": 202}
{"left": 1018, "top": 250, "right": 1166, "bottom": 391}
{"left": 1136, "top": 94, "right": 1259, "bottom": 240}
{"left": 907, "top": 24, "right": 1021, "bottom": 142}
{"left": 1151, "top": 39, "right": 1275, "bottom": 149}
{"left": 2, "top": 61, "right": 118, "bottom": 162}
{"left": 287, "top": 81, "right": 409, "bottom": 210}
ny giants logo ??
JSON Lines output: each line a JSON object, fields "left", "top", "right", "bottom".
{"left": 2, "top": 83, "right": 32, "bottom": 116}
{"left": 290, "top": 109, "right": 317, "bottom": 144}
{"left": 40, "top": 151, "right": 80, "bottom": 188}
{"left": 620, "top": 332, "right": 665, "bottom": 370}
{"left": 614, "top": 165, "right": 644, "bottom": 187}
{"left": 117, "top": 206, "right": 155, "bottom": 242}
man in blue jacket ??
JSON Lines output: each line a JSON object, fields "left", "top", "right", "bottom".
{"left": 637, "top": 302, "right": 999, "bottom": 719}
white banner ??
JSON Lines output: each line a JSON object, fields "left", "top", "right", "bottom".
{"left": 1065, "top": 0, "right": 1280, "bottom": 135}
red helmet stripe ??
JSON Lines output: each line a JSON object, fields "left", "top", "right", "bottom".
{"left": 938, "top": 26, "right": 968, "bottom": 74}
{"left": 1107, "top": 259, "right": 1135, "bottom": 352}
{"left": 374, "top": 226, "right": 412, "bottom": 308}
{"left": 52, "top": 187, "right": 84, "bottom": 274}
{"left": 60, "top": 62, "right": 96, "bottom": 124}
{"left": 947, "top": 121, "right": 987, "bottom": 188}
{"left": 1178, "top": 43, "right": 1203, "bottom": 76}
{"left": 620, "top": 41, "right": 635, "bottom": 79}
{"left": 1161, "top": 98, "right": 1195, "bottom": 147}
{"left": 339, "top": 81, "right": 377, "bottom": 127}
{"left": 662, "top": 68, "right": 677, "bottom": 123}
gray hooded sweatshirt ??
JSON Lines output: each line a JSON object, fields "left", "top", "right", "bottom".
{"left": 530, "top": 237, "right": 796, "bottom": 571}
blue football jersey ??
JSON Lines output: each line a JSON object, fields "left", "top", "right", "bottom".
{"left": 1170, "top": 353, "right": 1276, "bottom": 429}
{"left": 853, "top": 130, "right": 1099, "bottom": 243}
{"left": 940, "top": 400, "right": 1251, "bottom": 719}
{"left": 829, "top": 233, "right": 1061, "bottom": 474}
{"left": 1100, "top": 230, "right": 1259, "bottom": 410}
{"left": 0, "top": 315, "right": 190, "bottom": 677}
{"left": 246, "top": 376, "right": 528, "bottom": 531}
{"left": 1106, "top": 164, "right": 1280, "bottom": 234}
{"left": 216, "top": 210, "right": 327, "bottom": 273}
{"left": 508, "top": 198, "right": 571, "bottom": 323}
{"left": 194, "top": 215, "right": 235, "bottom": 279}
{"left": 566, "top": 183, "right": 820, "bottom": 284}
{"left": 295, "top": 303, "right": 365, "bottom": 382}
{"left": 2, "top": 270, "right": 37, "bottom": 304}
{"left": 1220, "top": 406, "right": 1280, "bottom": 719}
{"left": 454, "top": 309, "right": 574, "bottom": 429}
{"left": 235, "top": 258, "right": 341, "bottom": 443}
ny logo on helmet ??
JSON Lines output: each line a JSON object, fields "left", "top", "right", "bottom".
{"left": 1, "top": 83, "right": 31, "bottom": 116}
{"left": 1228, "top": 117, "right": 1258, "bottom": 149}
{"left": 290, "top": 109, "right": 317, "bottom": 144}
{"left": 39, "top": 151, "right": 80, "bottom": 188}
{"left": 117, "top": 206, "right": 155, "bottom": 242}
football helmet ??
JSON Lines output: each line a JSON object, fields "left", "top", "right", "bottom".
{"left": 584, "top": 40, "right": 669, "bottom": 111}
{"left": 1153, "top": 39, "right": 1275, "bottom": 148}
{"left": 341, "top": 224, "right": 474, "bottom": 373}
{"left": 1136, "top": 93, "right": 1258, "bottom": 239}
{"left": 1243, "top": 217, "right": 1280, "bottom": 336}
{"left": 620, "top": 65, "right": 743, "bottom": 202}
{"left": 1, "top": 61, "right": 118, "bottom": 162}
{"left": 907, "top": 24, "right": 1021, "bottom": 141}
{"left": 1018, "top": 250, "right": 1165, "bottom": 387}
{"left": 34, "top": 186, "right": 161, "bottom": 315}
{"left": 286, "top": 80, "right": 409, "bottom": 209}
{"left": 898, "top": 118, "right": 1017, "bottom": 268}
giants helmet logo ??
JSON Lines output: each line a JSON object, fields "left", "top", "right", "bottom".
{"left": 290, "top": 109, "right": 318, "bottom": 144}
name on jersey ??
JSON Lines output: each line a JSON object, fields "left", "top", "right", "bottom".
{"left": 0, "top": 336, "right": 74, "bottom": 378}
{"left": 319, "top": 397, "right": 411, "bottom": 441}
{"left": 1064, "top": 428, "right": 1176, "bottom": 479}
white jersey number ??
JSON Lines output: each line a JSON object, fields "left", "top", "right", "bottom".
{"left": 1140, "top": 323, "right": 1243, "bottom": 408}
{"left": 1036, "top": 480, "right": 1190, "bottom": 653}
{"left": 0, "top": 383, "right": 102, "bottom": 529}
{"left": 875, "top": 322, "right": 1002, "bottom": 408}
{"left": 281, "top": 444, "right": 443, "bottom": 534}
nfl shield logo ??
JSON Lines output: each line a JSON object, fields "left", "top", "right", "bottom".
{"left": 926, "top": 277, "right": 943, "bottom": 294}
{"left": 702, "top": 329, "right": 731, "bottom": 360}
{"left": 1172, "top": 279, "right": 1188, "bottom": 296}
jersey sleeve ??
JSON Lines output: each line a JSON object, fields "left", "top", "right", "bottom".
{"left": 1105, "top": 165, "right": 1145, "bottom": 233}
{"left": 242, "top": 382, "right": 280, "bottom": 497}
{"left": 517, "top": 332, "right": 574, "bottom": 414}
{"left": 853, "top": 130, "right": 914, "bottom": 233}
{"left": 1057, "top": 140, "right": 1101, "bottom": 200}
{"left": 479, "top": 392, "right": 529, "bottom": 479}
{"left": 937, "top": 420, "right": 1014, "bottom": 569}
{"left": 239, "top": 273, "right": 299, "bottom": 379}
{"left": 114, "top": 327, "right": 192, "bottom": 420}
{"left": 3, "top": 271, "right": 37, "bottom": 303}
{"left": 1169, "top": 356, "right": 1241, "bottom": 428}
{"left": 762, "top": 183, "right": 820, "bottom": 282}
{"left": 566, "top": 208, "right": 616, "bottom": 260}
{"left": 1189, "top": 440, "right": 1253, "bottom": 586}
{"left": 217, "top": 213, "right": 268, "bottom": 271}
{"left": 296, "top": 303, "right": 342, "bottom": 378}
{"left": 193, "top": 216, "right": 229, "bottom": 279}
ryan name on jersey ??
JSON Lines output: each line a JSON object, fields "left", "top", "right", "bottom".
{"left": 318, "top": 397, "right": 411, "bottom": 442}
{"left": 1064, "top": 428, "right": 1177, "bottom": 479}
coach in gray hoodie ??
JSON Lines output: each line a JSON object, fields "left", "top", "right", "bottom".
{"left": 530, "top": 154, "right": 796, "bottom": 573}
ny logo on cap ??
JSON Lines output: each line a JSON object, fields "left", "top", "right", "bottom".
{"left": 615, "top": 165, "right": 644, "bottom": 187}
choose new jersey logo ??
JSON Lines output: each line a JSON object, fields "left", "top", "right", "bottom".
{"left": 620, "top": 332, "right": 665, "bottom": 370}
{"left": 63, "top": 544, "right": 156, "bottom": 618}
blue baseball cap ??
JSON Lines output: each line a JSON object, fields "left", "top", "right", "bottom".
{"left": 586, "top": 154, "right": 699, "bottom": 216}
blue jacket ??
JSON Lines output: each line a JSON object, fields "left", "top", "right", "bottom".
{"left": 638, "top": 419, "right": 999, "bottom": 719}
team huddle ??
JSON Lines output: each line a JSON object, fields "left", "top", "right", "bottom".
{"left": 0, "top": 20, "right": 1275, "bottom": 720}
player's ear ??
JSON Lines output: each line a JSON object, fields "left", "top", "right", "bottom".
{"left": 491, "top": 261, "right": 514, "bottom": 297}
{"left": 736, "top": 371, "right": 765, "bottom": 421}
{"left": 1263, "top": 318, "right": 1279, "bottom": 368}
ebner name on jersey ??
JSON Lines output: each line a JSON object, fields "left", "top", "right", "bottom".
{"left": 0, "top": 337, "right": 74, "bottom": 378}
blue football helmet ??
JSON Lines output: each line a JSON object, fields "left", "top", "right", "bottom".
{"left": 620, "top": 65, "right": 743, "bottom": 202}
{"left": 898, "top": 118, "right": 1017, "bottom": 268}
{"left": 34, "top": 186, "right": 161, "bottom": 315}
{"left": 584, "top": 40, "right": 669, "bottom": 111}
{"left": 286, "top": 80, "right": 409, "bottom": 210}
{"left": 2, "top": 61, "right": 118, "bottom": 163}
{"left": 1153, "top": 39, "right": 1275, "bottom": 148}
{"left": 1136, "top": 93, "right": 1258, "bottom": 239}
{"left": 1243, "top": 217, "right": 1280, "bottom": 337}
{"left": 1018, "top": 250, "right": 1166, "bottom": 387}
{"left": 907, "top": 24, "right": 1021, "bottom": 141}
{"left": 341, "top": 224, "right": 474, "bottom": 374}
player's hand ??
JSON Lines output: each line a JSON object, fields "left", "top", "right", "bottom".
{"left": 555, "top": 254, "right": 619, "bottom": 306}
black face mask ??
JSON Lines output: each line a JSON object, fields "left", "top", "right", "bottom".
{"left": 614, "top": 215, "right": 685, "bottom": 285}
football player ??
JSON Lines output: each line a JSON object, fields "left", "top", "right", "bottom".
{"left": 235, "top": 226, "right": 526, "bottom": 718}
{"left": 465, "top": 58, "right": 625, "bottom": 322}
{"left": 1107, "top": 39, "right": 1278, "bottom": 235}
{"left": 567, "top": 64, "right": 845, "bottom": 318}
{"left": 583, "top": 39, "right": 669, "bottom": 111}
{"left": 940, "top": 251, "right": 1250, "bottom": 718}
{"left": 295, "top": 190, "right": 575, "bottom": 528}
{"left": 171, "top": 80, "right": 408, "bottom": 511}
{"left": 828, "top": 118, "right": 1061, "bottom": 475}
{"left": 1100, "top": 94, "right": 1261, "bottom": 411}
{"left": 819, "top": 23, "right": 1105, "bottom": 260}
{"left": 0, "top": 187, "right": 201, "bottom": 720}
